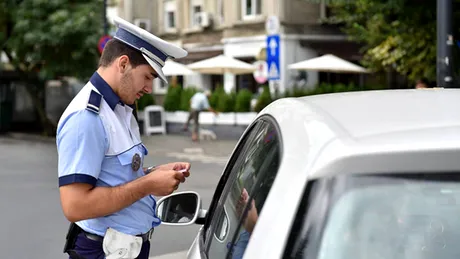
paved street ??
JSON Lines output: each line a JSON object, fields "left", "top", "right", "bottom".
{"left": 0, "top": 133, "right": 238, "bottom": 259}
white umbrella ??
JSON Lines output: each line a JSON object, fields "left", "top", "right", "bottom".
{"left": 288, "top": 54, "right": 369, "bottom": 74}
{"left": 162, "top": 60, "right": 196, "bottom": 76}
{"left": 188, "top": 54, "right": 256, "bottom": 75}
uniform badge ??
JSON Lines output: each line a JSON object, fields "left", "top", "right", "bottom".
{"left": 131, "top": 153, "right": 141, "bottom": 171}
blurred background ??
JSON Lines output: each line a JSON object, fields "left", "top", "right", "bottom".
{"left": 2, "top": 0, "right": 459, "bottom": 138}
{"left": 2, "top": 1, "right": 460, "bottom": 258}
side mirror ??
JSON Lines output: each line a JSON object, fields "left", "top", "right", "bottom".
{"left": 156, "top": 191, "right": 206, "bottom": 226}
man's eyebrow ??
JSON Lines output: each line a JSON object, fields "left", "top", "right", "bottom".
{"left": 151, "top": 73, "right": 158, "bottom": 78}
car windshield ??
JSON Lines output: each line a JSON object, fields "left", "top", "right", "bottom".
{"left": 289, "top": 173, "right": 460, "bottom": 259}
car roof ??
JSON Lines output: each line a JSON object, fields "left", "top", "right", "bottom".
{"left": 259, "top": 88, "right": 460, "bottom": 179}
{"left": 244, "top": 89, "right": 460, "bottom": 259}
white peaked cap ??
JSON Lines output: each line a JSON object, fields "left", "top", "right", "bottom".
{"left": 112, "top": 16, "right": 188, "bottom": 83}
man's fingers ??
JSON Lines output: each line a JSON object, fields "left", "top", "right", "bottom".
{"left": 174, "top": 171, "right": 186, "bottom": 183}
{"left": 173, "top": 162, "right": 191, "bottom": 171}
{"left": 182, "top": 171, "right": 191, "bottom": 177}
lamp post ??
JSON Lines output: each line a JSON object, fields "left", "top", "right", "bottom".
{"left": 103, "top": 0, "right": 108, "bottom": 35}
{"left": 437, "top": 0, "right": 454, "bottom": 88}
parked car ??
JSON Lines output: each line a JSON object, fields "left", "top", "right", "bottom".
{"left": 156, "top": 88, "right": 460, "bottom": 259}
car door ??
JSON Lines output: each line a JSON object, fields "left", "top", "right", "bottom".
{"left": 199, "top": 115, "right": 282, "bottom": 259}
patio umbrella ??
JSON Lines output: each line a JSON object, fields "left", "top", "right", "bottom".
{"left": 188, "top": 54, "right": 256, "bottom": 75}
{"left": 288, "top": 54, "right": 369, "bottom": 74}
{"left": 162, "top": 60, "right": 196, "bottom": 76}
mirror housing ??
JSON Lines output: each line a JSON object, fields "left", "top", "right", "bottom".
{"left": 156, "top": 191, "right": 207, "bottom": 226}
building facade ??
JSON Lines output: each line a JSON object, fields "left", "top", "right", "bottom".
{"left": 118, "top": 0, "right": 361, "bottom": 95}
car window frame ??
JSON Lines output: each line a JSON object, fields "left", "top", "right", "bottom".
{"left": 197, "top": 120, "right": 264, "bottom": 258}
{"left": 282, "top": 179, "right": 328, "bottom": 259}
{"left": 225, "top": 140, "right": 281, "bottom": 259}
{"left": 203, "top": 121, "right": 264, "bottom": 246}
{"left": 201, "top": 115, "right": 283, "bottom": 258}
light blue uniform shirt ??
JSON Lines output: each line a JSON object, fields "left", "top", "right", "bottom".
{"left": 57, "top": 72, "right": 161, "bottom": 237}
{"left": 190, "top": 92, "right": 210, "bottom": 111}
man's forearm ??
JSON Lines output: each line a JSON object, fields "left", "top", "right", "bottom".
{"left": 62, "top": 176, "right": 152, "bottom": 222}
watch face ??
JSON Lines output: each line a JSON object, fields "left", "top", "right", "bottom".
{"left": 146, "top": 166, "right": 155, "bottom": 174}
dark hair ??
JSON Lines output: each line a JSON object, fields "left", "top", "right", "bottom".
{"left": 98, "top": 39, "right": 149, "bottom": 68}
{"left": 417, "top": 77, "right": 430, "bottom": 85}
{"left": 416, "top": 77, "right": 435, "bottom": 88}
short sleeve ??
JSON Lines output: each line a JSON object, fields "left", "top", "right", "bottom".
{"left": 202, "top": 95, "right": 210, "bottom": 110}
{"left": 57, "top": 110, "right": 108, "bottom": 187}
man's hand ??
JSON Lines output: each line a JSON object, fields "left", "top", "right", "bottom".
{"left": 145, "top": 165, "right": 191, "bottom": 196}
{"left": 156, "top": 162, "right": 190, "bottom": 175}
{"left": 236, "top": 188, "right": 258, "bottom": 234}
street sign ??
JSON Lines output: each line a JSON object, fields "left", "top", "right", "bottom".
{"left": 266, "top": 34, "right": 280, "bottom": 81}
{"left": 143, "top": 105, "right": 166, "bottom": 135}
{"left": 253, "top": 61, "right": 268, "bottom": 84}
{"left": 98, "top": 35, "right": 112, "bottom": 54}
{"left": 265, "top": 16, "right": 280, "bottom": 35}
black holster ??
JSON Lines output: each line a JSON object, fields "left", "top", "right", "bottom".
{"left": 63, "top": 222, "right": 87, "bottom": 259}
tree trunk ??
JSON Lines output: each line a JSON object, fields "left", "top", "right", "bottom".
{"left": 24, "top": 80, "right": 57, "bottom": 136}
{"left": 8, "top": 67, "right": 57, "bottom": 136}
{"left": 3, "top": 43, "right": 56, "bottom": 136}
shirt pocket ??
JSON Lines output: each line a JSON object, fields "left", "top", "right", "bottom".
{"left": 116, "top": 147, "right": 143, "bottom": 173}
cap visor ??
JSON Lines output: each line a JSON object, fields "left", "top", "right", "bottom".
{"left": 142, "top": 53, "right": 168, "bottom": 84}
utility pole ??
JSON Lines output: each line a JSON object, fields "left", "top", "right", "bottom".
{"left": 103, "top": 0, "right": 108, "bottom": 35}
{"left": 437, "top": 0, "right": 454, "bottom": 88}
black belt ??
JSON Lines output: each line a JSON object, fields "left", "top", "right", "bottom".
{"left": 82, "top": 228, "right": 154, "bottom": 243}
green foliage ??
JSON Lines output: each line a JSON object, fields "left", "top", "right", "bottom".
{"left": 283, "top": 89, "right": 293, "bottom": 98}
{"left": 284, "top": 83, "right": 385, "bottom": 97}
{"left": 2, "top": 0, "right": 104, "bottom": 80}
{"left": 136, "top": 93, "right": 155, "bottom": 111}
{"left": 235, "top": 89, "right": 253, "bottom": 112}
{"left": 163, "top": 85, "right": 182, "bottom": 111}
{"left": 292, "top": 87, "right": 308, "bottom": 97}
{"left": 217, "top": 91, "right": 236, "bottom": 112}
{"left": 180, "top": 87, "right": 198, "bottom": 111}
{"left": 209, "top": 85, "right": 224, "bottom": 109}
{"left": 320, "top": 0, "right": 452, "bottom": 82}
{"left": 0, "top": 0, "right": 104, "bottom": 135}
{"left": 254, "top": 85, "right": 273, "bottom": 112}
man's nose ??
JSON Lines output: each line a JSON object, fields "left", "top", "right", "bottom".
{"left": 144, "top": 84, "right": 153, "bottom": 94}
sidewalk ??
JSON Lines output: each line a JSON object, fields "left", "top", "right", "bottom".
{"left": 1, "top": 132, "right": 239, "bottom": 158}
{"left": 149, "top": 251, "right": 188, "bottom": 259}
{"left": 141, "top": 134, "right": 238, "bottom": 158}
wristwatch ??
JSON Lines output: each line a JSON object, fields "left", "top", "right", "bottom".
{"left": 145, "top": 166, "right": 156, "bottom": 174}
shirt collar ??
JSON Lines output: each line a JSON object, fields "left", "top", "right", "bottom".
{"left": 90, "top": 72, "right": 122, "bottom": 110}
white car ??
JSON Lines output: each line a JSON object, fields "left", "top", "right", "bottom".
{"left": 156, "top": 88, "right": 460, "bottom": 259}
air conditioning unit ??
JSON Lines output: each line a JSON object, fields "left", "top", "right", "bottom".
{"left": 134, "top": 19, "right": 151, "bottom": 31}
{"left": 194, "top": 12, "right": 212, "bottom": 28}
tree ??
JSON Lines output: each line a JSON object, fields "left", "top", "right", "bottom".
{"left": 1, "top": 0, "right": 104, "bottom": 135}
{"left": 306, "top": 0, "right": 460, "bottom": 83}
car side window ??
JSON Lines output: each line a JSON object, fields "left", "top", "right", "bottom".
{"left": 206, "top": 119, "right": 281, "bottom": 259}
{"left": 203, "top": 122, "right": 264, "bottom": 240}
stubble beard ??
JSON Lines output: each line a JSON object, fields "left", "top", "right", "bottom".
{"left": 120, "top": 71, "right": 134, "bottom": 105}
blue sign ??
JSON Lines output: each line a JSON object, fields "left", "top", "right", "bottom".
{"left": 266, "top": 34, "right": 280, "bottom": 81}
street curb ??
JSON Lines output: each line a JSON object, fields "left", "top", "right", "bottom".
{"left": 149, "top": 250, "right": 188, "bottom": 259}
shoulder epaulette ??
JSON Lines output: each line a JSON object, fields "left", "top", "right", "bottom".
{"left": 86, "top": 90, "right": 102, "bottom": 114}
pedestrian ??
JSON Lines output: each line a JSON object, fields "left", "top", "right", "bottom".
{"left": 182, "top": 90, "right": 218, "bottom": 141}
{"left": 57, "top": 16, "right": 191, "bottom": 259}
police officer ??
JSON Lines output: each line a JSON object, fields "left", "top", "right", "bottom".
{"left": 57, "top": 16, "right": 190, "bottom": 259}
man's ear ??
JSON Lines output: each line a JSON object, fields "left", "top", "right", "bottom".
{"left": 117, "top": 55, "right": 131, "bottom": 73}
